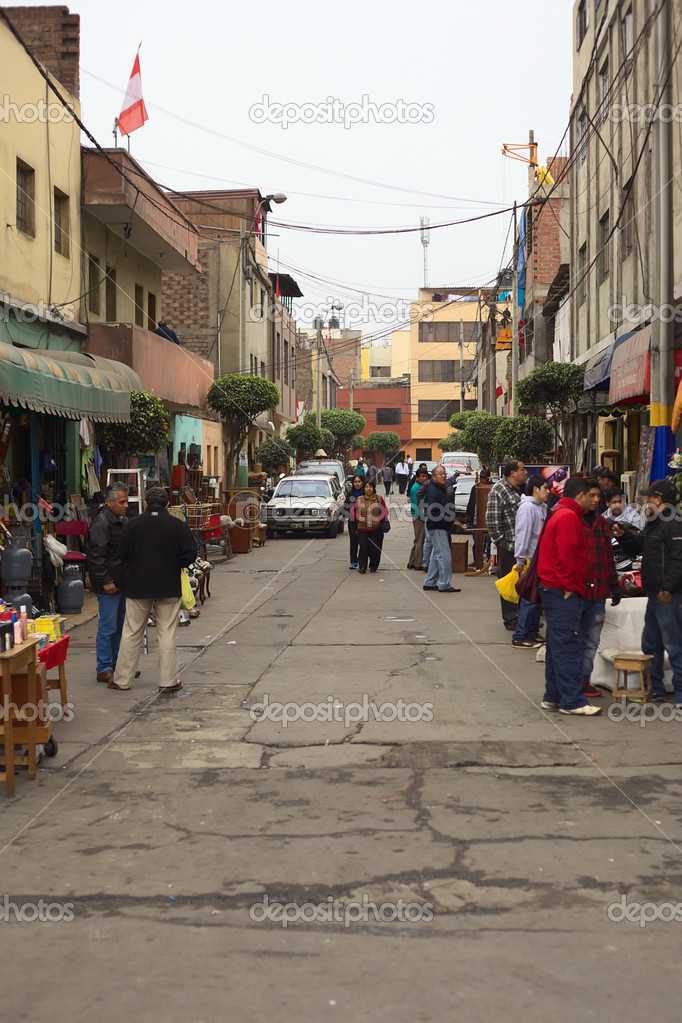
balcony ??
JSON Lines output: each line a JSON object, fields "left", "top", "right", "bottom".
{"left": 86, "top": 323, "right": 214, "bottom": 412}
{"left": 82, "top": 149, "right": 201, "bottom": 273}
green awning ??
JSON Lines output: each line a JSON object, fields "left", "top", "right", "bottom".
{"left": 0, "top": 344, "right": 142, "bottom": 422}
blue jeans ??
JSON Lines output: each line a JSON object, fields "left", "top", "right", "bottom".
{"left": 512, "top": 597, "right": 541, "bottom": 642}
{"left": 642, "top": 595, "right": 682, "bottom": 702}
{"left": 96, "top": 592, "right": 127, "bottom": 672}
{"left": 578, "top": 598, "right": 606, "bottom": 686}
{"left": 424, "top": 528, "right": 452, "bottom": 590}
{"left": 539, "top": 587, "right": 587, "bottom": 710}
{"left": 421, "top": 527, "right": 433, "bottom": 568}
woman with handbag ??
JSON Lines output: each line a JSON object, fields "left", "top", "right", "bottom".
{"left": 351, "top": 479, "right": 389, "bottom": 573}
{"left": 343, "top": 474, "right": 365, "bottom": 569}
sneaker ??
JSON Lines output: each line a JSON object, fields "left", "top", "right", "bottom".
{"left": 423, "top": 585, "right": 437, "bottom": 591}
{"left": 583, "top": 684, "right": 603, "bottom": 697}
{"left": 420, "top": 565, "right": 429, "bottom": 572}
{"left": 559, "top": 705, "right": 603, "bottom": 716}
{"left": 541, "top": 700, "right": 560, "bottom": 710}
{"left": 358, "top": 568, "right": 367, "bottom": 574}
{"left": 652, "top": 694, "right": 668, "bottom": 704}
{"left": 511, "top": 639, "right": 536, "bottom": 649}
{"left": 349, "top": 563, "right": 358, "bottom": 569}
{"left": 531, "top": 635, "right": 545, "bottom": 645}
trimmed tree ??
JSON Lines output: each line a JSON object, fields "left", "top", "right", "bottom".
{"left": 351, "top": 434, "right": 366, "bottom": 452}
{"left": 438, "top": 435, "right": 471, "bottom": 451}
{"left": 366, "top": 430, "right": 401, "bottom": 462}
{"left": 255, "top": 437, "right": 294, "bottom": 475}
{"left": 319, "top": 408, "right": 366, "bottom": 455}
{"left": 207, "top": 374, "right": 280, "bottom": 486}
{"left": 447, "top": 410, "right": 503, "bottom": 466}
{"left": 98, "top": 390, "right": 168, "bottom": 459}
{"left": 515, "top": 362, "right": 585, "bottom": 464}
{"left": 493, "top": 415, "right": 554, "bottom": 463}
{"left": 285, "top": 418, "right": 325, "bottom": 459}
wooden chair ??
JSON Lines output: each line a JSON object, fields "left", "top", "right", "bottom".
{"left": 40, "top": 635, "right": 69, "bottom": 713}
{"left": 613, "top": 654, "right": 654, "bottom": 704}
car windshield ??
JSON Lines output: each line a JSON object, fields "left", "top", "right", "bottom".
{"left": 276, "top": 481, "right": 330, "bottom": 498}
{"left": 442, "top": 453, "right": 480, "bottom": 471}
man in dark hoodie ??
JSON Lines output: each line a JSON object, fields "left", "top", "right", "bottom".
{"left": 86, "top": 482, "right": 130, "bottom": 685}
{"left": 422, "top": 466, "right": 460, "bottom": 593}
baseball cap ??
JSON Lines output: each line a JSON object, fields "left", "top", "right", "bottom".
{"left": 640, "top": 479, "right": 679, "bottom": 503}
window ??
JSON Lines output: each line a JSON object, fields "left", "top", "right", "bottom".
{"left": 147, "top": 292, "right": 156, "bottom": 331}
{"left": 134, "top": 284, "right": 144, "bottom": 327}
{"left": 284, "top": 340, "right": 289, "bottom": 384}
{"left": 105, "top": 267, "right": 117, "bottom": 320}
{"left": 418, "top": 321, "right": 462, "bottom": 343}
{"left": 622, "top": 7, "right": 633, "bottom": 61}
{"left": 418, "top": 359, "right": 456, "bottom": 383}
{"left": 577, "top": 111, "right": 588, "bottom": 167}
{"left": 250, "top": 354, "right": 254, "bottom": 374}
{"left": 621, "top": 180, "right": 634, "bottom": 257}
{"left": 415, "top": 448, "right": 432, "bottom": 461}
{"left": 577, "top": 0, "right": 588, "bottom": 48}
{"left": 376, "top": 408, "right": 402, "bottom": 425}
{"left": 260, "top": 361, "right": 265, "bottom": 378}
{"left": 577, "top": 243, "right": 587, "bottom": 306}
{"left": 322, "top": 377, "right": 328, "bottom": 408}
{"left": 418, "top": 399, "right": 458, "bottom": 422}
{"left": 598, "top": 210, "right": 610, "bottom": 283}
{"left": 88, "top": 254, "right": 101, "bottom": 314}
{"left": 370, "top": 365, "right": 391, "bottom": 378}
{"left": 16, "top": 160, "right": 35, "bottom": 236}
{"left": 597, "top": 55, "right": 609, "bottom": 123}
{"left": 276, "top": 330, "right": 281, "bottom": 379}
{"left": 53, "top": 188, "right": 69, "bottom": 256}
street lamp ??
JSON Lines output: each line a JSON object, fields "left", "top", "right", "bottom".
{"left": 317, "top": 301, "right": 343, "bottom": 428}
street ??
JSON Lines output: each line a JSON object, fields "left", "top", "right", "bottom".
{"left": 1, "top": 495, "right": 680, "bottom": 1022}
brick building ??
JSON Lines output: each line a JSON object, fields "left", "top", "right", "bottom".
{"left": 4, "top": 5, "right": 79, "bottom": 96}
{"left": 336, "top": 377, "right": 411, "bottom": 465}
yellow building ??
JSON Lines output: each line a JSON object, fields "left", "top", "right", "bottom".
{"left": 406, "top": 289, "right": 481, "bottom": 463}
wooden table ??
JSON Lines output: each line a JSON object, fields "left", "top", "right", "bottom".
{"left": 0, "top": 636, "right": 40, "bottom": 796}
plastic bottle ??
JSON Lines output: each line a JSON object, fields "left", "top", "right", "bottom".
{"left": 12, "top": 611, "right": 22, "bottom": 646}
{"left": 19, "top": 606, "right": 28, "bottom": 641}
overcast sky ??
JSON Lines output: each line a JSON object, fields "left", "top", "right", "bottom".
{"left": 65, "top": 0, "right": 573, "bottom": 337}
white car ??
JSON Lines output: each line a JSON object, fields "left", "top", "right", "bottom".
{"left": 265, "top": 474, "right": 344, "bottom": 537}
{"left": 440, "top": 451, "right": 481, "bottom": 474}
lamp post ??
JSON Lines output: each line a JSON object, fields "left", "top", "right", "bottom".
{"left": 317, "top": 301, "right": 343, "bottom": 428}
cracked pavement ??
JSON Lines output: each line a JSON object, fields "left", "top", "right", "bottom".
{"left": 1, "top": 497, "right": 680, "bottom": 1022}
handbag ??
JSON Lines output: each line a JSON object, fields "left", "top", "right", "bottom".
{"left": 381, "top": 517, "right": 391, "bottom": 533}
{"left": 180, "top": 568, "right": 196, "bottom": 610}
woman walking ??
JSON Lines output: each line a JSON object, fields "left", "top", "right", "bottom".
{"left": 381, "top": 462, "right": 393, "bottom": 496}
{"left": 395, "top": 458, "right": 409, "bottom": 495}
{"left": 351, "top": 479, "right": 388, "bottom": 573}
{"left": 343, "top": 474, "right": 365, "bottom": 569}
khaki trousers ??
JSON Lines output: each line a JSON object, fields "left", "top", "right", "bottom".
{"left": 408, "top": 517, "right": 425, "bottom": 568}
{"left": 115, "top": 597, "right": 183, "bottom": 689}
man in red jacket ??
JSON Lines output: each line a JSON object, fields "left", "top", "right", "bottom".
{"left": 537, "top": 477, "right": 602, "bottom": 716}
{"left": 579, "top": 478, "right": 621, "bottom": 697}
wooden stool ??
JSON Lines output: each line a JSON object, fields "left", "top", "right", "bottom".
{"left": 613, "top": 654, "right": 654, "bottom": 705}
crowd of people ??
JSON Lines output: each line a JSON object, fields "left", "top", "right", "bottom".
{"left": 342, "top": 452, "right": 682, "bottom": 718}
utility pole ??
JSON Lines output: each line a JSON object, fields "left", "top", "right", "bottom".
{"left": 476, "top": 288, "right": 483, "bottom": 411}
{"left": 239, "top": 219, "right": 247, "bottom": 374}
{"left": 653, "top": 0, "right": 673, "bottom": 462}
{"left": 349, "top": 367, "right": 354, "bottom": 410}
{"left": 316, "top": 319, "right": 322, "bottom": 428}
{"left": 420, "top": 217, "right": 430, "bottom": 289}
{"left": 511, "top": 201, "right": 519, "bottom": 416}
{"left": 459, "top": 318, "right": 465, "bottom": 412}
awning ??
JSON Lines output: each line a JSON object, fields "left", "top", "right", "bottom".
{"left": 0, "top": 345, "right": 142, "bottom": 422}
{"left": 608, "top": 325, "right": 652, "bottom": 403}
{"left": 584, "top": 347, "right": 613, "bottom": 390}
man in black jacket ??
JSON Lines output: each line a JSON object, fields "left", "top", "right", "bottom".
{"left": 422, "top": 465, "right": 460, "bottom": 594}
{"left": 614, "top": 479, "right": 682, "bottom": 704}
{"left": 86, "top": 482, "right": 130, "bottom": 684}
{"left": 111, "top": 488, "right": 197, "bottom": 692}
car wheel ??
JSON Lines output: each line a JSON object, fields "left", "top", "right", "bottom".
{"left": 325, "top": 521, "right": 339, "bottom": 539}
{"left": 337, "top": 519, "right": 344, "bottom": 534}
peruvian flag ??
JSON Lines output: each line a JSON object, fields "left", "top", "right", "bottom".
{"left": 118, "top": 48, "right": 148, "bottom": 137}
{"left": 496, "top": 378, "right": 503, "bottom": 399}
{"left": 275, "top": 276, "right": 280, "bottom": 300}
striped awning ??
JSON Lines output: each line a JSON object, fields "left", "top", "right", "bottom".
{"left": 0, "top": 344, "right": 142, "bottom": 422}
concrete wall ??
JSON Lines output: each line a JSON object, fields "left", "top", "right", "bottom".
{"left": 83, "top": 212, "right": 163, "bottom": 327}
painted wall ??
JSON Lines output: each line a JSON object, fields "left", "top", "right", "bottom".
{"left": 172, "top": 413, "right": 204, "bottom": 466}
{"left": 0, "top": 20, "right": 82, "bottom": 312}
{"left": 202, "top": 419, "right": 223, "bottom": 480}
{"left": 83, "top": 212, "right": 163, "bottom": 326}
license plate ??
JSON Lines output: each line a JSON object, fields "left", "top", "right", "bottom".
{"left": 291, "top": 521, "right": 304, "bottom": 528}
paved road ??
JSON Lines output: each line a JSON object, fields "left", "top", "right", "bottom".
{"left": 1, "top": 496, "right": 680, "bottom": 1021}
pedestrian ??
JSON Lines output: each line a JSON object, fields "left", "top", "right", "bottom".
{"left": 613, "top": 479, "right": 682, "bottom": 705}
{"left": 406, "top": 461, "right": 429, "bottom": 496}
{"left": 592, "top": 466, "right": 618, "bottom": 512}
{"left": 381, "top": 462, "right": 393, "bottom": 496}
{"left": 511, "top": 475, "right": 549, "bottom": 649}
{"left": 343, "top": 473, "right": 365, "bottom": 570}
{"left": 406, "top": 467, "right": 430, "bottom": 569}
{"left": 354, "top": 460, "right": 366, "bottom": 481}
{"left": 86, "top": 482, "right": 130, "bottom": 685}
{"left": 367, "top": 462, "right": 377, "bottom": 485}
{"left": 351, "top": 479, "right": 388, "bottom": 574}
{"left": 579, "top": 478, "right": 621, "bottom": 698}
{"left": 466, "top": 468, "right": 492, "bottom": 566}
{"left": 602, "top": 486, "right": 644, "bottom": 531}
{"left": 394, "top": 457, "right": 409, "bottom": 495}
{"left": 110, "top": 487, "right": 197, "bottom": 692}
{"left": 407, "top": 454, "right": 413, "bottom": 472}
{"left": 422, "top": 465, "right": 460, "bottom": 593}
{"left": 154, "top": 319, "right": 180, "bottom": 345}
{"left": 486, "top": 459, "right": 528, "bottom": 630}
{"left": 537, "top": 476, "right": 602, "bottom": 716}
